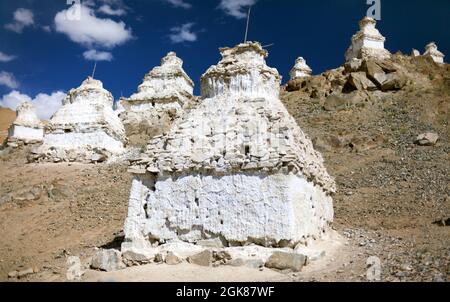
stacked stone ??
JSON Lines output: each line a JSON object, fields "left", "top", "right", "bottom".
{"left": 32, "top": 77, "right": 126, "bottom": 163}
{"left": 289, "top": 57, "right": 312, "bottom": 80}
{"left": 7, "top": 102, "right": 44, "bottom": 147}
{"left": 423, "top": 42, "right": 445, "bottom": 64}
{"left": 122, "top": 42, "right": 336, "bottom": 256}
{"left": 119, "top": 52, "right": 194, "bottom": 146}
{"left": 345, "top": 17, "right": 391, "bottom": 62}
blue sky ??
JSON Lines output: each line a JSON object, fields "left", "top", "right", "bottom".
{"left": 0, "top": 0, "right": 449, "bottom": 118}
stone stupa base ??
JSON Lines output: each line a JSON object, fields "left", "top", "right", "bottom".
{"left": 122, "top": 171, "right": 334, "bottom": 254}
{"left": 31, "top": 131, "right": 125, "bottom": 163}
{"left": 7, "top": 125, "right": 44, "bottom": 148}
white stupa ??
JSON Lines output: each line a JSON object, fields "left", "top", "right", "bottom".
{"left": 33, "top": 77, "right": 126, "bottom": 162}
{"left": 289, "top": 57, "right": 313, "bottom": 80}
{"left": 7, "top": 101, "right": 44, "bottom": 146}
{"left": 119, "top": 52, "right": 194, "bottom": 145}
{"left": 122, "top": 42, "right": 335, "bottom": 254}
{"left": 423, "top": 42, "right": 445, "bottom": 64}
{"left": 345, "top": 17, "right": 390, "bottom": 61}
{"left": 411, "top": 49, "right": 421, "bottom": 57}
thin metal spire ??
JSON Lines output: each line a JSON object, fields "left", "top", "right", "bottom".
{"left": 91, "top": 61, "right": 97, "bottom": 78}
{"left": 244, "top": 6, "right": 252, "bottom": 43}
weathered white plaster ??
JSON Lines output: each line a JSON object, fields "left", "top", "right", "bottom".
{"left": 43, "top": 131, "right": 124, "bottom": 153}
{"left": 9, "top": 125, "right": 44, "bottom": 142}
{"left": 345, "top": 17, "right": 390, "bottom": 61}
{"left": 127, "top": 52, "right": 194, "bottom": 104}
{"left": 290, "top": 57, "right": 312, "bottom": 80}
{"left": 123, "top": 42, "right": 335, "bottom": 251}
{"left": 124, "top": 172, "right": 333, "bottom": 248}
{"left": 200, "top": 43, "right": 281, "bottom": 99}
{"left": 423, "top": 42, "right": 445, "bottom": 64}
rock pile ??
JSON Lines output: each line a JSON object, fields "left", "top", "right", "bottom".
{"left": 286, "top": 57, "right": 409, "bottom": 107}
{"left": 31, "top": 77, "right": 127, "bottom": 163}
{"left": 122, "top": 42, "right": 335, "bottom": 257}
{"left": 345, "top": 17, "right": 391, "bottom": 62}
{"left": 7, "top": 102, "right": 44, "bottom": 147}
{"left": 290, "top": 57, "right": 312, "bottom": 80}
{"left": 119, "top": 52, "right": 194, "bottom": 146}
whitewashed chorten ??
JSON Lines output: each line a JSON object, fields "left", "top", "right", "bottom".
{"left": 119, "top": 52, "right": 194, "bottom": 145}
{"left": 289, "top": 57, "right": 313, "bottom": 80}
{"left": 33, "top": 77, "right": 126, "bottom": 162}
{"left": 345, "top": 17, "right": 390, "bottom": 61}
{"left": 122, "top": 42, "right": 335, "bottom": 255}
{"left": 7, "top": 101, "right": 44, "bottom": 146}
{"left": 423, "top": 42, "right": 445, "bottom": 64}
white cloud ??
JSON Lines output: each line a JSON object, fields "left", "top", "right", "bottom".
{"left": 5, "top": 8, "right": 35, "bottom": 33}
{"left": 83, "top": 49, "right": 113, "bottom": 61}
{"left": 219, "top": 0, "right": 256, "bottom": 19}
{"left": 0, "top": 52, "right": 17, "bottom": 63}
{"left": 164, "top": 0, "right": 192, "bottom": 9}
{"left": 0, "top": 90, "right": 66, "bottom": 120}
{"left": 54, "top": 4, "right": 133, "bottom": 49}
{"left": 98, "top": 4, "right": 127, "bottom": 16}
{"left": 169, "top": 23, "right": 197, "bottom": 44}
{"left": 0, "top": 71, "right": 19, "bottom": 89}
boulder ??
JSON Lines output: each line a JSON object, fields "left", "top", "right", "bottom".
{"left": 285, "top": 78, "right": 307, "bottom": 92}
{"left": 17, "top": 268, "right": 35, "bottom": 279}
{"left": 415, "top": 133, "right": 439, "bottom": 146}
{"left": 187, "top": 250, "right": 213, "bottom": 267}
{"left": 344, "top": 58, "right": 363, "bottom": 73}
{"left": 344, "top": 72, "right": 377, "bottom": 92}
{"left": 122, "top": 249, "right": 155, "bottom": 264}
{"left": 90, "top": 153, "right": 107, "bottom": 163}
{"left": 165, "top": 252, "right": 182, "bottom": 265}
{"left": 380, "top": 72, "right": 407, "bottom": 91}
{"left": 91, "top": 249, "right": 125, "bottom": 272}
{"left": 197, "top": 237, "right": 224, "bottom": 248}
{"left": 361, "top": 60, "right": 386, "bottom": 87}
{"left": 66, "top": 256, "right": 83, "bottom": 281}
{"left": 213, "top": 251, "right": 232, "bottom": 265}
{"left": 154, "top": 253, "right": 164, "bottom": 263}
{"left": 264, "top": 252, "right": 306, "bottom": 272}
{"left": 376, "top": 60, "right": 398, "bottom": 73}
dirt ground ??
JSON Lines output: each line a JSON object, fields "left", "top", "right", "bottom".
{"left": 0, "top": 108, "right": 15, "bottom": 144}
{"left": 0, "top": 56, "right": 448, "bottom": 282}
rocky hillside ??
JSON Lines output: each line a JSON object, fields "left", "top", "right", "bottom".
{"left": 282, "top": 54, "right": 449, "bottom": 281}
{"left": 0, "top": 54, "right": 448, "bottom": 282}
{"left": 0, "top": 107, "right": 15, "bottom": 144}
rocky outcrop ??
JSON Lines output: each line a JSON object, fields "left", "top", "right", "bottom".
{"left": 31, "top": 77, "right": 126, "bottom": 163}
{"left": 7, "top": 102, "right": 44, "bottom": 147}
{"left": 287, "top": 57, "right": 409, "bottom": 100}
{"left": 345, "top": 17, "right": 391, "bottom": 62}
{"left": 119, "top": 52, "right": 194, "bottom": 146}
{"left": 122, "top": 42, "right": 335, "bottom": 255}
